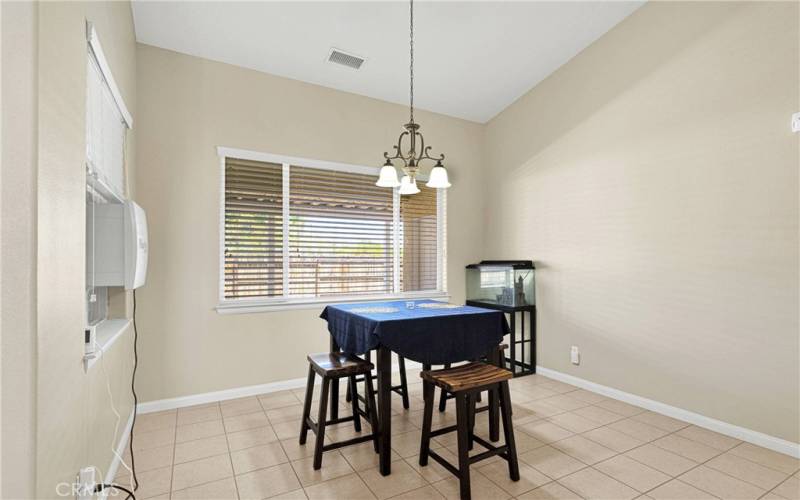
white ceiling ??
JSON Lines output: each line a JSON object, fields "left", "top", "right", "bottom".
{"left": 132, "top": 1, "right": 643, "bottom": 123}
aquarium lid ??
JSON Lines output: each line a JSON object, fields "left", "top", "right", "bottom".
{"left": 466, "top": 260, "right": 535, "bottom": 270}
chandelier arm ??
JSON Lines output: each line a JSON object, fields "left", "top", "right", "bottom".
{"left": 384, "top": 131, "right": 410, "bottom": 161}
{"left": 415, "top": 131, "right": 425, "bottom": 162}
{"left": 418, "top": 144, "right": 445, "bottom": 163}
{"left": 423, "top": 151, "right": 446, "bottom": 162}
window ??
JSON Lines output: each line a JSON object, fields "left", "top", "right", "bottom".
{"left": 86, "top": 54, "right": 125, "bottom": 198}
{"left": 400, "top": 184, "right": 438, "bottom": 292}
{"left": 85, "top": 22, "right": 132, "bottom": 328}
{"left": 289, "top": 166, "right": 394, "bottom": 297}
{"left": 223, "top": 159, "right": 284, "bottom": 299}
{"left": 219, "top": 148, "right": 447, "bottom": 309}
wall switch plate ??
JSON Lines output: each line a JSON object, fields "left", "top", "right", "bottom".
{"left": 792, "top": 112, "right": 800, "bottom": 133}
{"left": 570, "top": 346, "right": 580, "bottom": 365}
{"left": 77, "top": 466, "right": 97, "bottom": 500}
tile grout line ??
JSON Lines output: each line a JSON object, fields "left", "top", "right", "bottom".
{"left": 633, "top": 435, "right": 785, "bottom": 494}
{"left": 220, "top": 415, "right": 242, "bottom": 499}
{"left": 762, "top": 472, "right": 799, "bottom": 500}
{"left": 137, "top": 375, "right": 798, "bottom": 499}
{"left": 515, "top": 381, "right": 793, "bottom": 498}
{"left": 550, "top": 415, "right": 717, "bottom": 498}
{"left": 632, "top": 424, "right": 733, "bottom": 499}
{"left": 167, "top": 409, "right": 178, "bottom": 497}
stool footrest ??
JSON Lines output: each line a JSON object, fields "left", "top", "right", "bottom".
{"left": 321, "top": 433, "right": 379, "bottom": 452}
{"left": 325, "top": 415, "right": 356, "bottom": 426}
{"left": 470, "top": 435, "right": 510, "bottom": 464}
{"left": 469, "top": 446, "right": 509, "bottom": 465}
{"left": 429, "top": 424, "right": 458, "bottom": 438}
{"left": 428, "top": 450, "right": 460, "bottom": 477}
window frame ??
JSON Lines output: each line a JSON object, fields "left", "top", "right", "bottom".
{"left": 216, "top": 146, "right": 448, "bottom": 314}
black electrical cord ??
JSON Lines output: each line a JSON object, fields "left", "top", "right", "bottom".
{"left": 125, "top": 289, "right": 140, "bottom": 499}
{"left": 95, "top": 483, "right": 136, "bottom": 499}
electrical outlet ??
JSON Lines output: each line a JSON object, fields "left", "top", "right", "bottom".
{"left": 792, "top": 112, "right": 800, "bottom": 133}
{"left": 84, "top": 327, "right": 97, "bottom": 361}
{"left": 77, "top": 466, "right": 97, "bottom": 500}
{"left": 570, "top": 346, "right": 580, "bottom": 365}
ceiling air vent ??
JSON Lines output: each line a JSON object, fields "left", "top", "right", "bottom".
{"left": 327, "top": 48, "right": 365, "bottom": 70}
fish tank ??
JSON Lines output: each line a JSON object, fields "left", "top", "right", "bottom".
{"left": 466, "top": 260, "right": 535, "bottom": 308}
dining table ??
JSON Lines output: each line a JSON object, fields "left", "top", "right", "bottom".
{"left": 320, "top": 299, "right": 510, "bottom": 476}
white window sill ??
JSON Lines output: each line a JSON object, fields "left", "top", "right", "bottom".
{"left": 216, "top": 291, "right": 451, "bottom": 315}
{"left": 84, "top": 318, "right": 132, "bottom": 372}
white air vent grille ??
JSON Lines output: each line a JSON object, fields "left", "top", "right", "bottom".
{"left": 328, "top": 48, "right": 365, "bottom": 70}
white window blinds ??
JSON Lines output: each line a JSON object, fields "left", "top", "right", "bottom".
{"left": 86, "top": 55, "right": 126, "bottom": 198}
{"left": 221, "top": 155, "right": 443, "bottom": 303}
{"left": 289, "top": 167, "right": 394, "bottom": 297}
{"left": 224, "top": 159, "right": 284, "bottom": 299}
{"left": 400, "top": 185, "right": 438, "bottom": 292}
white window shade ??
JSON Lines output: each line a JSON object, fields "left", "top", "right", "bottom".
{"left": 400, "top": 185, "right": 438, "bottom": 292}
{"left": 289, "top": 166, "right": 394, "bottom": 297}
{"left": 224, "top": 159, "right": 284, "bottom": 299}
{"left": 86, "top": 55, "right": 126, "bottom": 199}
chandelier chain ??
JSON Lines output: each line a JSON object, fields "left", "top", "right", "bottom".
{"left": 409, "top": 0, "right": 414, "bottom": 125}
{"left": 380, "top": 0, "right": 446, "bottom": 190}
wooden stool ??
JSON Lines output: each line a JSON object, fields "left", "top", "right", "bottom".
{"left": 419, "top": 363, "right": 519, "bottom": 500}
{"left": 300, "top": 353, "right": 380, "bottom": 470}
{"left": 346, "top": 352, "right": 411, "bottom": 409}
{"left": 438, "top": 344, "right": 508, "bottom": 413}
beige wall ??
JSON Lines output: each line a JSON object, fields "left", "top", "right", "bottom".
{"left": 134, "top": 44, "right": 485, "bottom": 402}
{"left": 484, "top": 1, "right": 799, "bottom": 443}
{"left": 7, "top": 4, "right": 796, "bottom": 495}
{"left": 34, "top": 1, "right": 138, "bottom": 497}
{"left": 1, "top": 2, "right": 38, "bottom": 497}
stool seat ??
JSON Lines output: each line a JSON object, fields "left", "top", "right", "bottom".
{"left": 308, "top": 352, "right": 373, "bottom": 377}
{"left": 422, "top": 362, "right": 512, "bottom": 392}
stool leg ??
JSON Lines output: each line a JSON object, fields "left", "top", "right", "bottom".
{"left": 366, "top": 351, "right": 376, "bottom": 395}
{"left": 489, "top": 346, "right": 502, "bottom": 441}
{"left": 489, "top": 386, "right": 500, "bottom": 442}
{"left": 438, "top": 363, "right": 451, "bottom": 412}
{"left": 455, "top": 393, "right": 472, "bottom": 500}
{"left": 499, "top": 381, "right": 520, "bottom": 481}
{"left": 345, "top": 380, "right": 352, "bottom": 403}
{"left": 313, "top": 377, "right": 331, "bottom": 470}
{"left": 349, "top": 375, "right": 362, "bottom": 432}
{"left": 467, "top": 394, "right": 476, "bottom": 451}
{"left": 364, "top": 370, "right": 380, "bottom": 453}
{"left": 419, "top": 379, "right": 435, "bottom": 466}
{"left": 299, "top": 366, "right": 315, "bottom": 445}
{"left": 398, "top": 355, "right": 410, "bottom": 410}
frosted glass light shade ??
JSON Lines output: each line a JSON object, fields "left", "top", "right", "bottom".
{"left": 426, "top": 165, "right": 451, "bottom": 188}
{"left": 376, "top": 165, "right": 401, "bottom": 187}
{"left": 398, "top": 175, "right": 420, "bottom": 195}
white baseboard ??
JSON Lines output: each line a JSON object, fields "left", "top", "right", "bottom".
{"left": 536, "top": 365, "right": 800, "bottom": 459}
{"left": 102, "top": 409, "right": 135, "bottom": 497}
{"left": 138, "top": 361, "right": 422, "bottom": 414}
{"left": 137, "top": 360, "right": 798, "bottom": 459}
{"left": 138, "top": 376, "right": 309, "bottom": 414}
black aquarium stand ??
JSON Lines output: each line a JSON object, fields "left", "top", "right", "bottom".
{"left": 466, "top": 301, "right": 536, "bottom": 377}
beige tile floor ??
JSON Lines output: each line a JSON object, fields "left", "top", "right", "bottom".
{"left": 116, "top": 370, "right": 800, "bottom": 500}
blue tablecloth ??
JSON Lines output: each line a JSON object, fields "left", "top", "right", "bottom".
{"left": 320, "top": 300, "right": 509, "bottom": 365}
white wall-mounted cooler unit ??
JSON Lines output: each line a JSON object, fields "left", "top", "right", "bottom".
{"left": 94, "top": 200, "right": 148, "bottom": 289}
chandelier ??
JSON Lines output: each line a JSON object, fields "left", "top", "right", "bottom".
{"left": 376, "top": 0, "right": 450, "bottom": 195}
